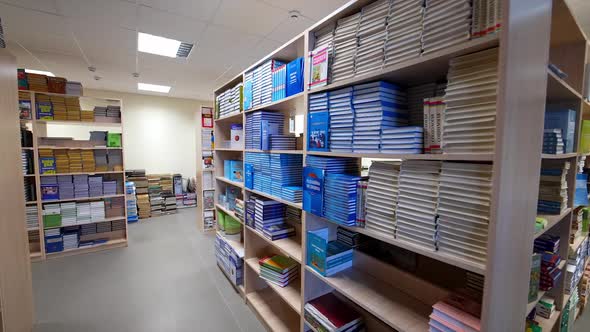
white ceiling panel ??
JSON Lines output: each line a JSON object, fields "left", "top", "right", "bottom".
{"left": 0, "top": 0, "right": 58, "bottom": 13}
{"left": 138, "top": 5, "right": 207, "bottom": 43}
{"left": 139, "top": 0, "right": 223, "bottom": 22}
{"left": 257, "top": 0, "right": 349, "bottom": 20}
{"left": 0, "top": 3, "right": 70, "bottom": 37}
{"left": 71, "top": 24, "right": 137, "bottom": 69}
{"left": 212, "top": 0, "right": 287, "bottom": 37}
{"left": 197, "top": 24, "right": 262, "bottom": 56}
{"left": 266, "top": 16, "right": 315, "bottom": 44}
{"left": 56, "top": 0, "right": 138, "bottom": 30}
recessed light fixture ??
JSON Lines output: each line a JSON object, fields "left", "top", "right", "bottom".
{"left": 138, "top": 82, "right": 171, "bottom": 93}
{"left": 137, "top": 32, "right": 193, "bottom": 58}
{"left": 25, "top": 69, "right": 55, "bottom": 77}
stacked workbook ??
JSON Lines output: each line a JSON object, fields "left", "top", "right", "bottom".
{"left": 245, "top": 111, "right": 284, "bottom": 150}
{"left": 88, "top": 176, "right": 103, "bottom": 197}
{"left": 263, "top": 223, "right": 295, "bottom": 241}
{"left": 73, "top": 175, "right": 89, "bottom": 198}
{"left": 422, "top": 0, "right": 472, "bottom": 54}
{"left": 125, "top": 181, "right": 138, "bottom": 223}
{"left": 26, "top": 73, "right": 48, "bottom": 92}
{"left": 308, "top": 93, "right": 330, "bottom": 151}
{"left": 269, "top": 154, "right": 303, "bottom": 200}
{"left": 331, "top": 13, "right": 361, "bottom": 82}
{"left": 62, "top": 227, "right": 79, "bottom": 250}
{"left": 67, "top": 150, "right": 83, "bottom": 173}
{"left": 442, "top": 47, "right": 499, "bottom": 154}
{"left": 543, "top": 129, "right": 565, "bottom": 154}
{"left": 254, "top": 197, "right": 285, "bottom": 233}
{"left": 383, "top": 0, "right": 423, "bottom": 66}
{"left": 324, "top": 173, "right": 362, "bottom": 226}
{"left": 103, "top": 180, "right": 118, "bottom": 196}
{"left": 26, "top": 205, "right": 38, "bottom": 229}
{"left": 395, "top": 160, "right": 440, "bottom": 250}
{"left": 76, "top": 202, "right": 91, "bottom": 224}
{"left": 65, "top": 81, "right": 83, "bottom": 96}
{"left": 214, "top": 232, "right": 244, "bottom": 286}
{"left": 307, "top": 228, "right": 354, "bottom": 276}
{"left": 90, "top": 201, "right": 105, "bottom": 221}
{"left": 50, "top": 95, "right": 67, "bottom": 121}
{"left": 354, "top": 0, "right": 389, "bottom": 76}
{"left": 336, "top": 227, "right": 365, "bottom": 248}
{"left": 60, "top": 202, "right": 76, "bottom": 226}
{"left": 328, "top": 88, "right": 354, "bottom": 152}
{"left": 246, "top": 59, "right": 284, "bottom": 109}
{"left": 304, "top": 293, "right": 364, "bottom": 332}
{"left": 216, "top": 83, "right": 242, "bottom": 118}
{"left": 537, "top": 161, "right": 570, "bottom": 214}
{"left": 534, "top": 234, "right": 562, "bottom": 291}
{"left": 437, "top": 162, "right": 493, "bottom": 264}
{"left": 381, "top": 126, "right": 424, "bottom": 154}
{"left": 105, "top": 196, "right": 125, "bottom": 218}
{"left": 258, "top": 255, "right": 299, "bottom": 287}
{"left": 44, "top": 228, "right": 62, "bottom": 253}
{"left": 429, "top": 297, "right": 481, "bottom": 332}
{"left": 365, "top": 161, "right": 400, "bottom": 236}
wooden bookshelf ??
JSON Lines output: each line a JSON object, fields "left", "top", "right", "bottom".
{"left": 45, "top": 238, "right": 127, "bottom": 259}
{"left": 245, "top": 91, "right": 304, "bottom": 113}
{"left": 245, "top": 227, "right": 302, "bottom": 263}
{"left": 35, "top": 120, "right": 122, "bottom": 127}
{"left": 197, "top": 105, "right": 216, "bottom": 232}
{"left": 246, "top": 288, "right": 301, "bottom": 332}
{"left": 215, "top": 176, "right": 244, "bottom": 189}
{"left": 535, "top": 208, "right": 572, "bottom": 239}
{"left": 246, "top": 258, "right": 302, "bottom": 314}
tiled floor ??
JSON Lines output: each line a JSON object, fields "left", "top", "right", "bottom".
{"left": 32, "top": 208, "right": 263, "bottom": 332}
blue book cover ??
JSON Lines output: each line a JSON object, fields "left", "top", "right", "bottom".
{"left": 307, "top": 228, "right": 329, "bottom": 276}
{"left": 308, "top": 111, "right": 330, "bottom": 151}
{"left": 261, "top": 120, "right": 280, "bottom": 150}
{"left": 575, "top": 173, "right": 589, "bottom": 207}
{"left": 36, "top": 102, "right": 53, "bottom": 120}
{"left": 303, "top": 167, "right": 325, "bottom": 217}
{"left": 243, "top": 80, "right": 253, "bottom": 110}
{"left": 230, "top": 160, "right": 243, "bottom": 182}
{"left": 286, "top": 57, "right": 304, "bottom": 97}
{"left": 224, "top": 160, "right": 231, "bottom": 179}
{"left": 245, "top": 163, "right": 254, "bottom": 189}
{"left": 544, "top": 108, "right": 576, "bottom": 153}
{"left": 41, "top": 184, "right": 59, "bottom": 200}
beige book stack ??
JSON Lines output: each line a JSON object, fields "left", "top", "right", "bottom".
{"left": 65, "top": 96, "right": 81, "bottom": 121}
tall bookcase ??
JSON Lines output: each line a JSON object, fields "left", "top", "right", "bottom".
{"left": 20, "top": 90, "right": 129, "bottom": 261}
{"left": 210, "top": 0, "right": 590, "bottom": 331}
{"left": 197, "top": 105, "right": 216, "bottom": 232}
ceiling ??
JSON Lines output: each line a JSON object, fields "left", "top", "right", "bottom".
{"left": 568, "top": 0, "right": 590, "bottom": 38}
{"left": 1, "top": 0, "right": 349, "bottom": 100}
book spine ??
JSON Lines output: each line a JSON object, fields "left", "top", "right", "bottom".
{"left": 355, "top": 180, "right": 368, "bottom": 227}
{"left": 423, "top": 98, "right": 431, "bottom": 153}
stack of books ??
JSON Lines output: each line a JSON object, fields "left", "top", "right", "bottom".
{"left": 106, "top": 105, "right": 121, "bottom": 119}
{"left": 536, "top": 296, "right": 557, "bottom": 320}
{"left": 43, "top": 203, "right": 61, "bottom": 228}
{"left": 50, "top": 95, "right": 67, "bottom": 120}
{"left": 352, "top": 81, "right": 408, "bottom": 153}
{"left": 271, "top": 63, "right": 287, "bottom": 102}
{"left": 380, "top": 126, "right": 424, "bottom": 154}
{"left": 537, "top": 161, "right": 570, "bottom": 214}
{"left": 74, "top": 175, "right": 89, "bottom": 198}
{"left": 75, "top": 202, "right": 91, "bottom": 224}
{"left": 54, "top": 149, "right": 69, "bottom": 173}
{"left": 406, "top": 83, "right": 439, "bottom": 126}
{"left": 308, "top": 93, "right": 330, "bottom": 152}
{"left": 163, "top": 192, "right": 177, "bottom": 213}
{"left": 331, "top": 13, "right": 361, "bottom": 82}
{"left": 88, "top": 176, "right": 103, "bottom": 197}
{"left": 354, "top": 0, "right": 389, "bottom": 76}
{"left": 94, "top": 106, "right": 107, "bottom": 120}
{"left": 44, "top": 228, "right": 63, "bottom": 253}
{"left": 48, "top": 77, "right": 67, "bottom": 94}
{"left": 65, "top": 97, "right": 81, "bottom": 121}
{"left": 81, "top": 150, "right": 95, "bottom": 171}
{"left": 305, "top": 156, "right": 359, "bottom": 174}
{"left": 281, "top": 186, "right": 303, "bottom": 203}
{"left": 39, "top": 149, "right": 56, "bottom": 174}
{"left": 60, "top": 202, "right": 77, "bottom": 226}
{"left": 23, "top": 177, "right": 35, "bottom": 202}
{"left": 67, "top": 149, "right": 83, "bottom": 173}
{"left": 286, "top": 206, "right": 301, "bottom": 224}
{"left": 258, "top": 255, "right": 299, "bottom": 287}
{"left": 422, "top": 0, "right": 472, "bottom": 54}
{"left": 81, "top": 110, "right": 94, "bottom": 122}
{"left": 269, "top": 135, "right": 297, "bottom": 150}
{"left": 21, "top": 150, "right": 31, "bottom": 175}
{"left": 103, "top": 180, "right": 118, "bottom": 196}
{"left": 105, "top": 197, "right": 125, "bottom": 218}
{"left": 96, "top": 220, "right": 111, "bottom": 233}
{"left": 245, "top": 111, "right": 284, "bottom": 150}
{"left": 324, "top": 173, "right": 362, "bottom": 226}
{"left": 423, "top": 96, "right": 445, "bottom": 154}
{"left": 40, "top": 176, "right": 59, "bottom": 201}
{"left": 107, "top": 150, "right": 123, "bottom": 171}
{"left": 365, "top": 161, "right": 400, "bottom": 236}
{"left": 65, "top": 81, "right": 83, "bottom": 96}
{"left": 137, "top": 194, "right": 151, "bottom": 218}
{"left": 26, "top": 73, "right": 48, "bottom": 92}
{"left": 262, "top": 223, "right": 295, "bottom": 241}
{"left": 384, "top": 0, "right": 423, "bottom": 66}
{"left": 336, "top": 227, "right": 364, "bottom": 248}
{"left": 471, "top": 0, "right": 502, "bottom": 38}
{"left": 90, "top": 201, "right": 105, "bottom": 221}
{"left": 307, "top": 228, "right": 353, "bottom": 276}
{"left": 80, "top": 223, "right": 96, "bottom": 238}
{"left": 126, "top": 181, "right": 138, "bottom": 223}
{"left": 328, "top": 88, "right": 354, "bottom": 152}
{"left": 112, "top": 219, "right": 125, "bottom": 232}
{"left": 443, "top": 47, "right": 499, "bottom": 154}
{"left": 62, "top": 227, "right": 79, "bottom": 250}
{"left": 216, "top": 83, "right": 243, "bottom": 118}
{"left": 545, "top": 108, "right": 576, "bottom": 154}
{"left": 429, "top": 297, "right": 481, "bottom": 332}
{"left": 395, "top": 160, "right": 441, "bottom": 250}
{"left": 254, "top": 197, "right": 285, "bottom": 232}
{"left": 313, "top": 24, "right": 334, "bottom": 51}
{"left": 214, "top": 233, "right": 244, "bottom": 286}
{"left": 270, "top": 154, "right": 303, "bottom": 199}
{"left": 36, "top": 94, "right": 52, "bottom": 119}
{"left": 252, "top": 60, "right": 284, "bottom": 108}
{"left": 534, "top": 234, "right": 562, "bottom": 291}
{"left": 94, "top": 150, "right": 108, "bottom": 171}
{"left": 26, "top": 205, "right": 38, "bottom": 229}
{"left": 437, "top": 162, "right": 493, "bottom": 265}
{"left": 304, "top": 293, "right": 363, "bottom": 332}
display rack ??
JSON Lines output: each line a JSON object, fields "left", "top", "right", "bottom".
{"left": 197, "top": 106, "right": 216, "bottom": 232}
{"left": 19, "top": 90, "right": 128, "bottom": 261}
{"left": 208, "top": 0, "right": 590, "bottom": 331}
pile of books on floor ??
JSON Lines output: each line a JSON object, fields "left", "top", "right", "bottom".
{"left": 384, "top": 0, "right": 423, "bottom": 66}
{"left": 126, "top": 181, "right": 138, "bottom": 223}
{"left": 137, "top": 194, "right": 151, "bottom": 218}
{"left": 245, "top": 111, "right": 284, "bottom": 149}
{"left": 182, "top": 193, "right": 196, "bottom": 206}
{"left": 365, "top": 161, "right": 400, "bottom": 235}
{"left": 429, "top": 294, "right": 481, "bottom": 332}
{"left": 26, "top": 205, "right": 38, "bottom": 229}
{"left": 442, "top": 47, "right": 499, "bottom": 154}
{"left": 534, "top": 234, "right": 562, "bottom": 291}
{"left": 543, "top": 129, "right": 565, "bottom": 154}
{"left": 163, "top": 192, "right": 177, "bottom": 214}
{"left": 216, "top": 82, "right": 242, "bottom": 118}
{"left": 304, "top": 293, "right": 363, "bottom": 332}
{"left": 258, "top": 255, "right": 299, "bottom": 287}
{"left": 324, "top": 173, "right": 362, "bottom": 226}
{"left": 537, "top": 161, "right": 570, "bottom": 214}
{"left": 60, "top": 202, "right": 77, "bottom": 226}
{"left": 215, "top": 232, "right": 244, "bottom": 287}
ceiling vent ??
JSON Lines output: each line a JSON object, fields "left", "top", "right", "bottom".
{"left": 176, "top": 42, "right": 194, "bottom": 58}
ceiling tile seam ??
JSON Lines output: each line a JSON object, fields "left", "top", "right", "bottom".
{"left": 12, "top": 40, "right": 52, "bottom": 73}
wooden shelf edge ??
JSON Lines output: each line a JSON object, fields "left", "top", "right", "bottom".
{"left": 215, "top": 204, "right": 243, "bottom": 225}
{"left": 541, "top": 152, "right": 579, "bottom": 159}
{"left": 41, "top": 194, "right": 125, "bottom": 204}
{"left": 245, "top": 226, "right": 302, "bottom": 263}
{"left": 306, "top": 150, "right": 494, "bottom": 161}
{"left": 245, "top": 149, "right": 304, "bottom": 155}
{"left": 246, "top": 288, "right": 301, "bottom": 332}
{"left": 245, "top": 258, "right": 302, "bottom": 314}
{"left": 39, "top": 171, "right": 124, "bottom": 177}
{"left": 45, "top": 238, "right": 127, "bottom": 259}
{"left": 214, "top": 112, "right": 243, "bottom": 122}
{"left": 215, "top": 176, "right": 244, "bottom": 188}
{"left": 244, "top": 188, "right": 302, "bottom": 210}
{"left": 43, "top": 216, "right": 127, "bottom": 230}
{"left": 245, "top": 92, "right": 305, "bottom": 113}
{"left": 535, "top": 208, "right": 572, "bottom": 239}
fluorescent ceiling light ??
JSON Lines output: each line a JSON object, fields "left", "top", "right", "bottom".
{"left": 25, "top": 69, "right": 55, "bottom": 77}
{"left": 138, "top": 83, "right": 171, "bottom": 93}
{"left": 137, "top": 32, "right": 193, "bottom": 58}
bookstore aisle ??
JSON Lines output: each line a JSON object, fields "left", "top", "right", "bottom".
{"left": 31, "top": 208, "right": 263, "bottom": 332}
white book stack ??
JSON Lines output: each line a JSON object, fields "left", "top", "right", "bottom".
{"left": 395, "top": 160, "right": 440, "bottom": 250}
{"left": 442, "top": 47, "right": 498, "bottom": 154}
{"left": 328, "top": 87, "right": 355, "bottom": 152}
{"left": 437, "top": 162, "right": 492, "bottom": 265}
{"left": 90, "top": 200, "right": 105, "bottom": 221}
{"left": 259, "top": 60, "right": 275, "bottom": 106}
{"left": 76, "top": 202, "right": 91, "bottom": 223}
{"left": 471, "top": 0, "right": 502, "bottom": 39}
{"left": 422, "top": 0, "right": 472, "bottom": 55}
{"left": 60, "top": 202, "right": 77, "bottom": 226}
{"left": 383, "top": 0, "right": 424, "bottom": 66}
{"left": 26, "top": 205, "right": 38, "bottom": 229}
{"left": 216, "top": 83, "right": 242, "bottom": 118}
{"left": 354, "top": 0, "right": 390, "bottom": 76}
{"left": 63, "top": 232, "right": 78, "bottom": 250}
{"left": 407, "top": 83, "right": 437, "bottom": 126}
{"left": 331, "top": 13, "right": 361, "bottom": 83}
{"left": 314, "top": 24, "right": 335, "bottom": 51}
{"left": 365, "top": 161, "right": 400, "bottom": 237}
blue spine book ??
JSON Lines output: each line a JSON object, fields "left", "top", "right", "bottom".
{"left": 224, "top": 160, "right": 231, "bottom": 179}
{"left": 230, "top": 160, "right": 243, "bottom": 182}
{"left": 308, "top": 111, "right": 330, "bottom": 151}
{"left": 307, "top": 228, "right": 329, "bottom": 275}
{"left": 286, "top": 57, "right": 304, "bottom": 97}
{"left": 303, "top": 167, "right": 325, "bottom": 217}
{"left": 243, "top": 73, "right": 253, "bottom": 110}
{"left": 245, "top": 163, "right": 254, "bottom": 189}
{"left": 544, "top": 108, "right": 576, "bottom": 153}
{"left": 261, "top": 120, "right": 280, "bottom": 150}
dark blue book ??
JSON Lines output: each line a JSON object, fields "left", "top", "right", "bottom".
{"left": 544, "top": 109, "right": 576, "bottom": 153}
{"left": 303, "top": 167, "right": 325, "bottom": 217}
{"left": 308, "top": 111, "right": 330, "bottom": 151}
{"left": 261, "top": 120, "right": 281, "bottom": 150}
{"left": 286, "top": 57, "right": 304, "bottom": 97}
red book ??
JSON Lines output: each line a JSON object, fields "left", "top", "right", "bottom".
{"left": 307, "top": 293, "right": 362, "bottom": 331}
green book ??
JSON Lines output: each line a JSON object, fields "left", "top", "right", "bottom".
{"left": 43, "top": 214, "right": 61, "bottom": 228}
{"left": 217, "top": 210, "right": 226, "bottom": 231}
{"left": 107, "top": 133, "right": 122, "bottom": 147}
{"left": 528, "top": 253, "right": 541, "bottom": 303}
{"left": 580, "top": 120, "right": 590, "bottom": 154}
{"left": 259, "top": 255, "right": 298, "bottom": 274}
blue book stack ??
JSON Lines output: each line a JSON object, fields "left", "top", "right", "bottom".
{"left": 74, "top": 174, "right": 89, "bottom": 198}
{"left": 352, "top": 81, "right": 408, "bottom": 153}
{"left": 543, "top": 129, "right": 564, "bottom": 154}
{"left": 269, "top": 135, "right": 297, "bottom": 150}
{"left": 308, "top": 111, "right": 330, "bottom": 151}
{"left": 245, "top": 163, "right": 254, "bottom": 189}
{"left": 544, "top": 108, "right": 576, "bottom": 153}
{"left": 263, "top": 223, "right": 295, "bottom": 241}
{"left": 252, "top": 60, "right": 284, "bottom": 108}
{"left": 305, "top": 155, "right": 359, "bottom": 174}
{"left": 254, "top": 197, "right": 285, "bottom": 232}
{"left": 286, "top": 57, "right": 304, "bottom": 97}
{"left": 282, "top": 186, "right": 303, "bottom": 203}
{"left": 243, "top": 71, "right": 253, "bottom": 111}
{"left": 534, "top": 234, "right": 560, "bottom": 254}
{"left": 40, "top": 176, "right": 59, "bottom": 200}
{"left": 44, "top": 228, "right": 63, "bottom": 253}
{"left": 307, "top": 228, "right": 353, "bottom": 276}
{"left": 57, "top": 175, "right": 74, "bottom": 200}
{"left": 309, "top": 92, "right": 329, "bottom": 112}
{"left": 324, "top": 173, "right": 361, "bottom": 226}
{"left": 272, "top": 63, "right": 287, "bottom": 102}
{"left": 245, "top": 153, "right": 270, "bottom": 192}
{"left": 245, "top": 199, "right": 256, "bottom": 228}
{"left": 328, "top": 87, "right": 355, "bottom": 152}
{"left": 380, "top": 126, "right": 423, "bottom": 154}
{"left": 270, "top": 154, "right": 303, "bottom": 199}
{"left": 245, "top": 111, "right": 284, "bottom": 149}
{"left": 88, "top": 175, "right": 103, "bottom": 197}
{"left": 537, "top": 162, "right": 569, "bottom": 214}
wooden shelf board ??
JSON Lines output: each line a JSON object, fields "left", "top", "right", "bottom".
{"left": 21, "top": 147, "right": 34, "bottom": 150}
{"left": 310, "top": 35, "right": 499, "bottom": 94}
{"left": 547, "top": 70, "right": 583, "bottom": 102}
{"left": 37, "top": 146, "right": 122, "bottom": 150}
{"left": 215, "top": 176, "right": 244, "bottom": 188}
{"left": 570, "top": 234, "right": 588, "bottom": 253}
{"left": 245, "top": 149, "right": 303, "bottom": 155}
{"left": 306, "top": 151, "right": 494, "bottom": 161}
{"left": 23, "top": 174, "right": 36, "bottom": 177}
{"left": 27, "top": 227, "right": 39, "bottom": 231}
{"left": 43, "top": 216, "right": 126, "bottom": 230}
{"left": 245, "top": 92, "right": 304, "bottom": 114}
{"left": 215, "top": 204, "right": 243, "bottom": 225}
{"left": 35, "top": 120, "right": 121, "bottom": 127}
{"left": 214, "top": 112, "right": 243, "bottom": 123}
{"left": 541, "top": 153, "right": 579, "bottom": 159}
{"left": 46, "top": 238, "right": 127, "bottom": 259}
{"left": 535, "top": 208, "right": 572, "bottom": 239}
{"left": 217, "top": 231, "right": 244, "bottom": 252}
{"left": 25, "top": 201, "right": 38, "bottom": 205}
{"left": 214, "top": 147, "right": 244, "bottom": 152}
{"left": 527, "top": 290, "right": 547, "bottom": 315}
{"left": 216, "top": 263, "right": 245, "bottom": 297}
{"left": 537, "top": 310, "right": 561, "bottom": 331}
{"left": 246, "top": 258, "right": 302, "bottom": 314}
{"left": 246, "top": 288, "right": 301, "bottom": 332}
{"left": 40, "top": 171, "right": 124, "bottom": 177}
{"left": 202, "top": 168, "right": 215, "bottom": 172}
{"left": 29, "top": 252, "right": 42, "bottom": 259}
{"left": 244, "top": 188, "right": 302, "bottom": 209}
{"left": 246, "top": 226, "right": 302, "bottom": 263}
{"left": 305, "top": 266, "right": 431, "bottom": 332}
{"left": 41, "top": 194, "right": 125, "bottom": 204}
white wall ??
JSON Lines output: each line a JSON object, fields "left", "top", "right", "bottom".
{"left": 45, "top": 89, "right": 212, "bottom": 177}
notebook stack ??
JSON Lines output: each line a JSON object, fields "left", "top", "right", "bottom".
{"left": 395, "top": 160, "right": 441, "bottom": 250}
{"left": 65, "top": 81, "right": 83, "bottom": 96}
{"left": 126, "top": 181, "right": 138, "bottom": 223}
{"left": 44, "top": 229, "right": 63, "bottom": 253}
{"left": 42, "top": 203, "right": 61, "bottom": 228}
{"left": 61, "top": 227, "right": 77, "bottom": 250}
{"left": 305, "top": 156, "right": 359, "bottom": 174}
{"left": 88, "top": 176, "right": 103, "bottom": 197}
{"left": 281, "top": 186, "right": 303, "bottom": 203}
{"left": 74, "top": 175, "right": 89, "bottom": 198}
{"left": 60, "top": 202, "right": 77, "bottom": 226}
{"left": 106, "top": 105, "right": 121, "bottom": 120}
{"left": 105, "top": 197, "right": 125, "bottom": 218}
{"left": 384, "top": 0, "right": 424, "bottom": 65}
{"left": 94, "top": 106, "right": 107, "bottom": 121}
{"left": 314, "top": 24, "right": 335, "bottom": 51}
{"left": 422, "top": 0, "right": 472, "bottom": 54}
{"left": 40, "top": 176, "right": 59, "bottom": 201}
{"left": 65, "top": 97, "right": 81, "bottom": 121}
{"left": 81, "top": 150, "right": 95, "bottom": 171}
{"left": 137, "top": 194, "right": 151, "bottom": 218}
{"left": 50, "top": 95, "right": 67, "bottom": 121}
{"left": 90, "top": 201, "right": 105, "bottom": 221}
{"left": 365, "top": 161, "right": 400, "bottom": 237}
{"left": 328, "top": 88, "right": 355, "bottom": 152}
{"left": 324, "top": 173, "right": 362, "bottom": 226}
{"left": 262, "top": 223, "right": 296, "bottom": 241}
{"left": 406, "top": 83, "right": 439, "bottom": 126}
{"left": 81, "top": 110, "right": 94, "bottom": 122}
{"left": 258, "top": 255, "right": 299, "bottom": 287}
{"left": 76, "top": 202, "right": 91, "bottom": 224}
{"left": 107, "top": 150, "right": 123, "bottom": 171}
{"left": 304, "top": 293, "right": 364, "bottom": 332}
{"left": 103, "top": 180, "right": 118, "bottom": 196}
{"left": 270, "top": 154, "right": 303, "bottom": 198}
{"left": 54, "top": 149, "right": 69, "bottom": 173}
{"left": 534, "top": 234, "right": 562, "bottom": 291}
{"left": 26, "top": 205, "right": 38, "bottom": 229}
{"left": 336, "top": 227, "right": 365, "bottom": 248}
{"left": 352, "top": 81, "right": 408, "bottom": 153}
{"left": 96, "top": 221, "right": 111, "bottom": 233}
{"left": 254, "top": 197, "right": 285, "bottom": 232}
{"left": 286, "top": 206, "right": 302, "bottom": 224}
{"left": 442, "top": 47, "right": 499, "bottom": 154}
{"left": 543, "top": 129, "right": 565, "bottom": 154}
{"left": 112, "top": 219, "right": 126, "bottom": 232}
{"left": 331, "top": 13, "right": 361, "bottom": 82}
{"left": 163, "top": 192, "right": 177, "bottom": 213}
{"left": 214, "top": 233, "right": 244, "bottom": 286}
{"left": 269, "top": 135, "right": 297, "bottom": 150}
{"left": 354, "top": 0, "right": 389, "bottom": 76}
{"left": 94, "top": 150, "right": 108, "bottom": 171}
{"left": 80, "top": 223, "right": 96, "bottom": 238}
{"left": 536, "top": 296, "right": 557, "bottom": 320}
{"left": 26, "top": 73, "right": 48, "bottom": 92}
{"left": 429, "top": 299, "right": 481, "bottom": 332}
{"left": 537, "top": 161, "right": 570, "bottom": 215}
{"left": 67, "top": 149, "right": 83, "bottom": 173}
{"left": 380, "top": 126, "right": 424, "bottom": 153}
{"left": 245, "top": 111, "right": 284, "bottom": 149}
{"left": 437, "top": 162, "right": 493, "bottom": 265}
{"left": 254, "top": 60, "right": 285, "bottom": 108}
{"left": 216, "top": 83, "right": 243, "bottom": 118}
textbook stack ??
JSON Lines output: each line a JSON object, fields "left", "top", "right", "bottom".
{"left": 395, "top": 160, "right": 440, "bottom": 250}
{"left": 26, "top": 205, "right": 38, "bottom": 229}
{"left": 324, "top": 173, "right": 362, "bottom": 226}
{"left": 331, "top": 13, "right": 361, "bottom": 82}
{"left": 249, "top": 60, "right": 285, "bottom": 108}
{"left": 383, "top": 0, "right": 423, "bottom": 66}
{"left": 381, "top": 126, "right": 423, "bottom": 154}
{"left": 537, "top": 161, "right": 570, "bottom": 215}
{"left": 365, "top": 161, "right": 400, "bottom": 236}
{"left": 258, "top": 255, "right": 299, "bottom": 287}
{"left": 216, "top": 83, "right": 242, "bottom": 118}
{"left": 442, "top": 48, "right": 499, "bottom": 154}
{"left": 263, "top": 223, "right": 296, "bottom": 241}
{"left": 423, "top": 97, "right": 445, "bottom": 154}
{"left": 313, "top": 24, "right": 335, "bottom": 51}
{"left": 354, "top": 0, "right": 390, "bottom": 76}
{"left": 304, "top": 293, "right": 364, "bottom": 332}
{"left": 534, "top": 234, "right": 562, "bottom": 291}
{"left": 437, "top": 162, "right": 493, "bottom": 265}
{"left": 254, "top": 197, "right": 285, "bottom": 233}
{"left": 422, "top": 0, "right": 472, "bottom": 55}
{"left": 60, "top": 202, "right": 77, "bottom": 226}
{"left": 543, "top": 129, "right": 565, "bottom": 154}
{"left": 308, "top": 93, "right": 330, "bottom": 151}
{"left": 271, "top": 63, "right": 287, "bottom": 102}
{"left": 328, "top": 88, "right": 354, "bottom": 152}
{"left": 245, "top": 111, "right": 284, "bottom": 150}
{"left": 215, "top": 233, "right": 244, "bottom": 287}
{"left": 270, "top": 154, "right": 303, "bottom": 200}
{"left": 336, "top": 227, "right": 365, "bottom": 248}
{"left": 429, "top": 297, "right": 481, "bottom": 332}
{"left": 307, "top": 228, "right": 354, "bottom": 276}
